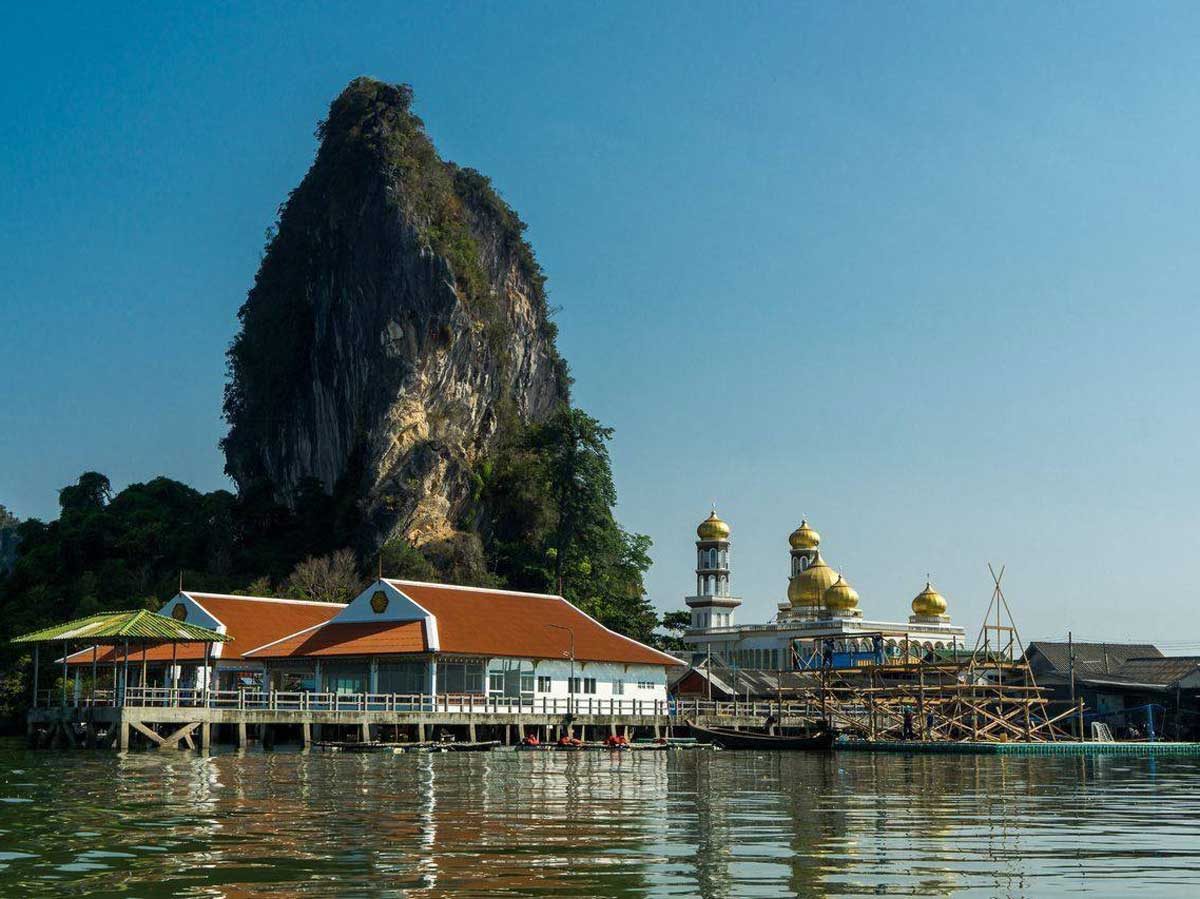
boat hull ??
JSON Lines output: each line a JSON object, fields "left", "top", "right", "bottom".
{"left": 687, "top": 722, "right": 837, "bottom": 751}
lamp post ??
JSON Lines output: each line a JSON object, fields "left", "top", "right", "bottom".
{"left": 546, "top": 624, "right": 575, "bottom": 716}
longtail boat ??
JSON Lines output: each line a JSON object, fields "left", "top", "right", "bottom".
{"left": 687, "top": 722, "right": 837, "bottom": 751}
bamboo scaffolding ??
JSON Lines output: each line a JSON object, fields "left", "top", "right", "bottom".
{"left": 764, "top": 566, "right": 1078, "bottom": 744}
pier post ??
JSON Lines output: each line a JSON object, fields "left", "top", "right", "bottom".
{"left": 236, "top": 722, "right": 247, "bottom": 749}
{"left": 417, "top": 721, "right": 426, "bottom": 741}
{"left": 468, "top": 723, "right": 477, "bottom": 742}
{"left": 200, "top": 723, "right": 210, "bottom": 751}
{"left": 360, "top": 721, "right": 371, "bottom": 743}
{"left": 118, "top": 720, "right": 130, "bottom": 752}
{"left": 302, "top": 723, "right": 311, "bottom": 748}
{"left": 517, "top": 722, "right": 525, "bottom": 740}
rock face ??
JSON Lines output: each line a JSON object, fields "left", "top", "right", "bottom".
{"left": 222, "top": 79, "right": 569, "bottom": 549}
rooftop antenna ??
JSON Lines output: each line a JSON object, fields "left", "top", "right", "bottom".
{"left": 179, "top": 570, "right": 183, "bottom": 593}
{"left": 377, "top": 554, "right": 383, "bottom": 581}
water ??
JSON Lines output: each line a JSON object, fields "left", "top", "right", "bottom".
{"left": 0, "top": 739, "right": 1198, "bottom": 897}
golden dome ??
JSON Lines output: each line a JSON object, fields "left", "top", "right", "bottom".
{"left": 788, "top": 519, "right": 821, "bottom": 550}
{"left": 823, "top": 575, "right": 859, "bottom": 613}
{"left": 787, "top": 552, "right": 840, "bottom": 608}
{"left": 696, "top": 509, "right": 730, "bottom": 541}
{"left": 912, "top": 581, "right": 948, "bottom": 617}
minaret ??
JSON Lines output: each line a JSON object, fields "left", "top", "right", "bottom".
{"left": 685, "top": 509, "right": 742, "bottom": 631}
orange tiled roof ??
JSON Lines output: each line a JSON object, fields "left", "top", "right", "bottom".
{"left": 66, "top": 594, "right": 344, "bottom": 665}
{"left": 390, "top": 580, "right": 681, "bottom": 666}
{"left": 247, "top": 620, "right": 428, "bottom": 658}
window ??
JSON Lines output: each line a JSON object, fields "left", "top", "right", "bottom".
{"left": 378, "top": 660, "right": 426, "bottom": 695}
{"left": 537, "top": 675, "right": 552, "bottom": 693}
{"left": 488, "top": 672, "right": 505, "bottom": 693}
{"left": 584, "top": 677, "right": 596, "bottom": 694}
{"left": 613, "top": 680, "right": 624, "bottom": 695}
{"left": 437, "top": 660, "right": 485, "bottom": 694}
{"left": 637, "top": 681, "right": 654, "bottom": 690}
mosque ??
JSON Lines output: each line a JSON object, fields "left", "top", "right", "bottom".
{"left": 682, "top": 510, "right": 966, "bottom": 670}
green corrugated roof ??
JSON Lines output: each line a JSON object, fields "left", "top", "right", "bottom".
{"left": 10, "top": 610, "right": 231, "bottom": 645}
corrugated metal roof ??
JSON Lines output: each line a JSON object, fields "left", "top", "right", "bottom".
{"left": 1027, "top": 641, "right": 1162, "bottom": 676}
{"left": 11, "top": 610, "right": 231, "bottom": 644}
{"left": 1079, "top": 656, "right": 1200, "bottom": 690}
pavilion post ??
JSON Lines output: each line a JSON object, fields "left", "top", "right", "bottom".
{"left": 91, "top": 645, "right": 97, "bottom": 707}
{"left": 141, "top": 644, "right": 147, "bottom": 692}
{"left": 61, "top": 639, "right": 68, "bottom": 707}
{"left": 171, "top": 641, "right": 178, "bottom": 706}
{"left": 203, "top": 643, "right": 211, "bottom": 708}
{"left": 121, "top": 639, "right": 129, "bottom": 707}
{"left": 32, "top": 645, "right": 39, "bottom": 708}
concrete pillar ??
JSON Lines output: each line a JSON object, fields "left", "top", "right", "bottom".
{"left": 468, "top": 722, "right": 477, "bottom": 743}
{"left": 517, "top": 721, "right": 525, "bottom": 740}
{"left": 609, "top": 723, "right": 617, "bottom": 736}
{"left": 119, "top": 720, "right": 130, "bottom": 751}
{"left": 360, "top": 721, "right": 371, "bottom": 743}
{"left": 302, "top": 723, "right": 311, "bottom": 748}
{"left": 417, "top": 721, "right": 426, "bottom": 742}
{"left": 200, "top": 722, "right": 210, "bottom": 751}
{"left": 504, "top": 724, "right": 511, "bottom": 746}
{"left": 236, "top": 722, "right": 247, "bottom": 749}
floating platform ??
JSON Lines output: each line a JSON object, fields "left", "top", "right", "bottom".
{"left": 836, "top": 739, "right": 1200, "bottom": 756}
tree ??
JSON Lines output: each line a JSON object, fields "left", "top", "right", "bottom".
{"left": 482, "top": 405, "right": 658, "bottom": 642}
{"left": 535, "top": 407, "right": 617, "bottom": 596}
{"left": 655, "top": 610, "right": 692, "bottom": 651}
{"left": 378, "top": 539, "right": 436, "bottom": 582}
{"left": 58, "top": 472, "right": 112, "bottom": 512}
{"left": 283, "top": 549, "right": 364, "bottom": 604}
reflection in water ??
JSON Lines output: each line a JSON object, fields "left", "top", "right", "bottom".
{"left": 1, "top": 739, "right": 1199, "bottom": 897}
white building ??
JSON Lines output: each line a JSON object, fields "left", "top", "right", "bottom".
{"left": 682, "top": 511, "right": 966, "bottom": 670}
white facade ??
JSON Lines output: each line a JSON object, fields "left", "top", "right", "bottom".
{"left": 681, "top": 514, "right": 967, "bottom": 668}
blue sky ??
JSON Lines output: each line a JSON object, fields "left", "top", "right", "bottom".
{"left": 3, "top": 3, "right": 1199, "bottom": 646}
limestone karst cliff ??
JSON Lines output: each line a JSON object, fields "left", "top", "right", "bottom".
{"left": 222, "top": 78, "right": 569, "bottom": 551}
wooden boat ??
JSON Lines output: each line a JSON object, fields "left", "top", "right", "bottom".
{"left": 686, "top": 722, "right": 837, "bottom": 751}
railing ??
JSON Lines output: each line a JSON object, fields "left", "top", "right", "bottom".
{"left": 36, "top": 688, "right": 846, "bottom": 722}
{"left": 107, "top": 688, "right": 671, "bottom": 717}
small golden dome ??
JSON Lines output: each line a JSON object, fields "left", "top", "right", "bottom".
{"left": 823, "top": 575, "right": 859, "bottom": 613}
{"left": 788, "top": 519, "right": 821, "bottom": 550}
{"left": 912, "top": 581, "right": 948, "bottom": 617}
{"left": 787, "top": 552, "right": 840, "bottom": 608}
{"left": 696, "top": 509, "right": 730, "bottom": 541}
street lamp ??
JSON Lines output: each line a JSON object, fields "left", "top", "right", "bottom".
{"left": 546, "top": 623, "right": 575, "bottom": 715}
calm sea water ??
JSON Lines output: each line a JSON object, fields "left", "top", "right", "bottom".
{"left": 0, "top": 738, "right": 1198, "bottom": 897}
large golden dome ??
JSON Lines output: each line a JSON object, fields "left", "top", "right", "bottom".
{"left": 696, "top": 509, "right": 730, "bottom": 541}
{"left": 911, "top": 581, "right": 948, "bottom": 617}
{"left": 787, "top": 552, "right": 840, "bottom": 608}
{"left": 788, "top": 519, "right": 821, "bottom": 550}
{"left": 823, "top": 575, "right": 860, "bottom": 613}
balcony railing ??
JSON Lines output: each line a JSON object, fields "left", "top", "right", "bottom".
{"left": 33, "top": 689, "right": 861, "bottom": 723}
{"left": 34, "top": 687, "right": 671, "bottom": 718}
